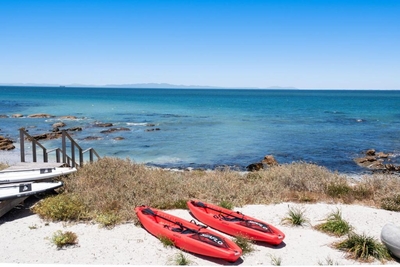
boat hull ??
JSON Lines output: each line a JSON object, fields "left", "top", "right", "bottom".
{"left": 381, "top": 223, "right": 400, "bottom": 259}
{"left": 0, "top": 181, "right": 63, "bottom": 201}
{"left": 135, "top": 205, "right": 242, "bottom": 262}
{"left": 187, "top": 200, "right": 285, "bottom": 245}
{"left": 0, "top": 167, "right": 76, "bottom": 184}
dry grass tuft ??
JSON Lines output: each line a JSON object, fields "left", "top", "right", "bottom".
{"left": 0, "top": 162, "right": 8, "bottom": 171}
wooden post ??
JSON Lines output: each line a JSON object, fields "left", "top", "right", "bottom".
{"left": 19, "top": 128, "right": 25, "bottom": 162}
{"left": 62, "top": 130, "right": 67, "bottom": 165}
{"left": 71, "top": 142, "right": 75, "bottom": 168}
{"left": 43, "top": 148, "right": 48, "bottom": 162}
{"left": 32, "top": 143, "right": 37, "bottom": 162}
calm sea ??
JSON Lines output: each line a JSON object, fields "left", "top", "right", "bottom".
{"left": 1, "top": 86, "right": 399, "bottom": 174}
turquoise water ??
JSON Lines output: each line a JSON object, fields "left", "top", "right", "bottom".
{"left": 1, "top": 86, "right": 399, "bottom": 174}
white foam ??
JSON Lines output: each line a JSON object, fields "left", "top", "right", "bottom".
{"left": 126, "top": 122, "right": 148, "bottom": 126}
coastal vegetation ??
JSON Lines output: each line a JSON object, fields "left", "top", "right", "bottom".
{"left": 280, "top": 206, "right": 310, "bottom": 227}
{"left": 233, "top": 235, "right": 255, "bottom": 255}
{"left": 1, "top": 157, "right": 396, "bottom": 226}
{"left": 1, "top": 157, "right": 399, "bottom": 263}
{"left": 159, "top": 235, "right": 175, "bottom": 248}
{"left": 171, "top": 252, "right": 192, "bottom": 265}
{"left": 314, "top": 209, "right": 352, "bottom": 237}
{"left": 334, "top": 233, "right": 391, "bottom": 262}
{"left": 51, "top": 230, "right": 79, "bottom": 249}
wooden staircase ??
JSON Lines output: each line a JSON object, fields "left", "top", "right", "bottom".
{"left": 18, "top": 128, "right": 100, "bottom": 168}
{"left": 0, "top": 129, "right": 101, "bottom": 217}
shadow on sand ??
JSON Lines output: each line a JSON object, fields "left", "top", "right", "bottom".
{"left": 0, "top": 190, "right": 57, "bottom": 225}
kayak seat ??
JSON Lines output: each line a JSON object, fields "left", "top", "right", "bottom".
{"left": 171, "top": 227, "right": 196, "bottom": 235}
{"left": 219, "top": 214, "right": 243, "bottom": 222}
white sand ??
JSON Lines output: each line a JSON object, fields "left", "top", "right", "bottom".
{"left": 1, "top": 200, "right": 400, "bottom": 266}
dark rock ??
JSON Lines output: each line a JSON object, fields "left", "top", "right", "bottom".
{"left": 100, "top": 127, "right": 130, "bottom": 134}
{"left": 366, "top": 149, "right": 376, "bottom": 156}
{"left": 246, "top": 162, "right": 263, "bottom": 172}
{"left": 66, "top": 127, "right": 82, "bottom": 132}
{"left": 145, "top": 128, "right": 161, "bottom": 132}
{"left": 0, "top": 115, "right": 8, "bottom": 118}
{"left": 262, "top": 155, "right": 278, "bottom": 166}
{"left": 0, "top": 136, "right": 15, "bottom": 150}
{"left": 28, "top": 132, "right": 62, "bottom": 141}
{"left": 385, "top": 164, "right": 400, "bottom": 172}
{"left": 355, "top": 149, "right": 399, "bottom": 173}
{"left": 28, "top": 113, "right": 54, "bottom": 118}
{"left": 52, "top": 122, "right": 66, "bottom": 128}
{"left": 28, "top": 127, "right": 82, "bottom": 141}
{"left": 377, "top": 152, "right": 389, "bottom": 158}
{"left": 95, "top": 123, "right": 113, "bottom": 127}
{"left": 59, "top": 115, "right": 78, "bottom": 120}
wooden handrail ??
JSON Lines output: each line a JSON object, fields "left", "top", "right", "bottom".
{"left": 19, "top": 128, "right": 100, "bottom": 167}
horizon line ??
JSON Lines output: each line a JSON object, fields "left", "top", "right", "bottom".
{"left": 0, "top": 82, "right": 399, "bottom": 90}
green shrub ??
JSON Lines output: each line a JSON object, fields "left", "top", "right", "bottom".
{"left": 381, "top": 194, "right": 400, "bottom": 212}
{"left": 233, "top": 235, "right": 254, "bottom": 255}
{"left": 51, "top": 230, "right": 78, "bottom": 249}
{"left": 334, "top": 232, "right": 391, "bottom": 262}
{"left": 219, "top": 200, "right": 234, "bottom": 210}
{"left": 325, "top": 182, "right": 352, "bottom": 198}
{"left": 352, "top": 184, "right": 374, "bottom": 200}
{"left": 32, "top": 194, "right": 88, "bottom": 221}
{"left": 281, "top": 206, "right": 310, "bottom": 227}
{"left": 314, "top": 209, "right": 352, "bottom": 237}
{"left": 96, "top": 212, "right": 121, "bottom": 228}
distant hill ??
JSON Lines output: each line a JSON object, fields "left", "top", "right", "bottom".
{"left": 0, "top": 82, "right": 297, "bottom": 90}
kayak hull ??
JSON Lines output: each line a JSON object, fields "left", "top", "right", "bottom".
{"left": 381, "top": 223, "right": 400, "bottom": 259}
{"left": 187, "top": 200, "right": 285, "bottom": 245}
{"left": 135, "top": 205, "right": 242, "bottom": 262}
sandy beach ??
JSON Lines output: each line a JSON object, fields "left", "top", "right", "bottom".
{"left": 1, "top": 198, "right": 400, "bottom": 266}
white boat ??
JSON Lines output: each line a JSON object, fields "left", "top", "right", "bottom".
{"left": 0, "top": 167, "right": 76, "bottom": 184}
{"left": 0, "top": 197, "right": 28, "bottom": 218}
{"left": 0, "top": 181, "right": 63, "bottom": 201}
{"left": 381, "top": 223, "right": 400, "bottom": 259}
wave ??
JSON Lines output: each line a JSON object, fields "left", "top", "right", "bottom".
{"left": 126, "top": 122, "right": 160, "bottom": 127}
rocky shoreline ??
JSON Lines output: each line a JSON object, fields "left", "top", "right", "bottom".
{"left": 1, "top": 113, "right": 400, "bottom": 174}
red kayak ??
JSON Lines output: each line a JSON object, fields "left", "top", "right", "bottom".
{"left": 187, "top": 200, "right": 285, "bottom": 245}
{"left": 135, "top": 205, "right": 242, "bottom": 262}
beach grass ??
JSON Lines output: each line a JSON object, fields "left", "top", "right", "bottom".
{"left": 158, "top": 235, "right": 175, "bottom": 248}
{"left": 334, "top": 232, "right": 391, "bottom": 262}
{"left": 10, "top": 157, "right": 399, "bottom": 227}
{"left": 314, "top": 208, "right": 352, "bottom": 237}
{"left": 281, "top": 206, "right": 310, "bottom": 227}
{"left": 233, "top": 235, "right": 255, "bottom": 255}
{"left": 171, "top": 252, "right": 192, "bottom": 265}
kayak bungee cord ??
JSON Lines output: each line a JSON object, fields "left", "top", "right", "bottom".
{"left": 191, "top": 201, "right": 273, "bottom": 233}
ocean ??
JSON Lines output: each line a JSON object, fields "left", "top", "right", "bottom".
{"left": 0, "top": 86, "right": 399, "bottom": 174}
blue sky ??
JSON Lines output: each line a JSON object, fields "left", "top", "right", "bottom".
{"left": 1, "top": 0, "right": 399, "bottom": 89}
